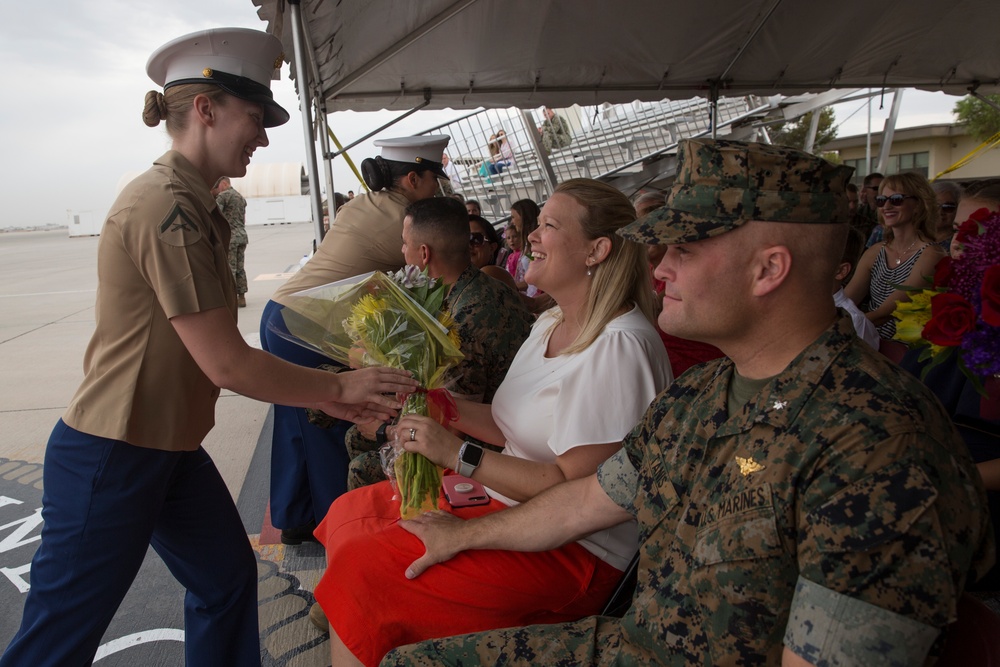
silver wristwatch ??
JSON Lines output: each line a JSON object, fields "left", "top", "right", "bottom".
{"left": 456, "top": 441, "right": 484, "bottom": 478}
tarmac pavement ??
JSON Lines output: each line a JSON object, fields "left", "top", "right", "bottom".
{"left": 0, "top": 223, "right": 334, "bottom": 665}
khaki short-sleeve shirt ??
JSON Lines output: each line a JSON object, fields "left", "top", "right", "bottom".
{"left": 270, "top": 189, "right": 409, "bottom": 305}
{"left": 63, "top": 151, "right": 236, "bottom": 451}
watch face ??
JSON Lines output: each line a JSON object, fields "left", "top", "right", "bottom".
{"left": 462, "top": 443, "right": 485, "bottom": 467}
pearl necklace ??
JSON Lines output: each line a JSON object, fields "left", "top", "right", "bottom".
{"left": 890, "top": 239, "right": 919, "bottom": 266}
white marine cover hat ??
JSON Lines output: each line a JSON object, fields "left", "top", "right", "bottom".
{"left": 373, "top": 136, "right": 452, "bottom": 178}
{"left": 146, "top": 27, "right": 290, "bottom": 127}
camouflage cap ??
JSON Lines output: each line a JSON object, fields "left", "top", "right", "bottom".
{"left": 619, "top": 138, "right": 854, "bottom": 245}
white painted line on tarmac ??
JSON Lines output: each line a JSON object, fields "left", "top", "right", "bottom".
{"left": 94, "top": 629, "right": 185, "bottom": 660}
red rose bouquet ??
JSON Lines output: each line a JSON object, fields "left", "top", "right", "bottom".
{"left": 892, "top": 207, "right": 1000, "bottom": 394}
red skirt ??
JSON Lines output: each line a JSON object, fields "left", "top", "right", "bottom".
{"left": 313, "top": 481, "right": 624, "bottom": 667}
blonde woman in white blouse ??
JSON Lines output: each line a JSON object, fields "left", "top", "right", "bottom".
{"left": 316, "top": 178, "right": 674, "bottom": 667}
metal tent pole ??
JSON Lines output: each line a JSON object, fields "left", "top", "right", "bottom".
{"left": 288, "top": 0, "right": 326, "bottom": 245}
{"left": 709, "top": 83, "right": 719, "bottom": 139}
{"left": 875, "top": 89, "right": 904, "bottom": 175}
{"left": 865, "top": 90, "right": 872, "bottom": 176}
{"left": 316, "top": 102, "right": 337, "bottom": 227}
{"left": 803, "top": 109, "right": 822, "bottom": 154}
{"left": 970, "top": 89, "right": 1000, "bottom": 114}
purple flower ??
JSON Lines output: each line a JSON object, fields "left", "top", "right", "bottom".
{"left": 961, "top": 326, "right": 1000, "bottom": 377}
{"left": 951, "top": 214, "right": 1000, "bottom": 309}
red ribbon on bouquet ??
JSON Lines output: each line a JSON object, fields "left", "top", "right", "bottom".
{"left": 416, "top": 387, "right": 459, "bottom": 424}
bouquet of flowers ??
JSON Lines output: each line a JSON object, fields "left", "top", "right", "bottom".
{"left": 892, "top": 207, "right": 1000, "bottom": 394}
{"left": 276, "top": 266, "right": 464, "bottom": 518}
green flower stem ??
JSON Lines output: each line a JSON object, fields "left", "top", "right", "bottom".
{"left": 396, "top": 392, "right": 442, "bottom": 517}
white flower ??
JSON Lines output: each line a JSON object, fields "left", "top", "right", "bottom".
{"left": 392, "top": 265, "right": 435, "bottom": 289}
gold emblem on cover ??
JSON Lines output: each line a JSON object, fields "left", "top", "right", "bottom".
{"left": 203, "top": 68, "right": 213, "bottom": 78}
{"left": 274, "top": 54, "right": 284, "bottom": 70}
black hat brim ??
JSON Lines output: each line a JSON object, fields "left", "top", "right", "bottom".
{"left": 166, "top": 74, "right": 289, "bottom": 128}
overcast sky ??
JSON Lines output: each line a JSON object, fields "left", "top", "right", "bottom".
{"left": 0, "top": 0, "right": 962, "bottom": 229}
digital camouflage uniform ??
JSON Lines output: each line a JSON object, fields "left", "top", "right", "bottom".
{"left": 311, "top": 265, "right": 533, "bottom": 489}
{"left": 215, "top": 185, "right": 248, "bottom": 296}
{"left": 384, "top": 317, "right": 993, "bottom": 666}
{"left": 382, "top": 139, "right": 995, "bottom": 667}
{"left": 540, "top": 113, "right": 573, "bottom": 153}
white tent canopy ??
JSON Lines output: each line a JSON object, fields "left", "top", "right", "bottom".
{"left": 252, "top": 0, "right": 1000, "bottom": 113}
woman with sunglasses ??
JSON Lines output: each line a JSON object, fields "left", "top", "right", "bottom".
{"left": 846, "top": 172, "right": 945, "bottom": 340}
{"left": 470, "top": 214, "right": 519, "bottom": 292}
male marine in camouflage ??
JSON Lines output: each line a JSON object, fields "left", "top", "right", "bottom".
{"left": 384, "top": 139, "right": 993, "bottom": 666}
{"left": 538, "top": 106, "right": 573, "bottom": 153}
{"left": 214, "top": 176, "right": 248, "bottom": 307}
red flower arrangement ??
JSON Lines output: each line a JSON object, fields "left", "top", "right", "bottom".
{"left": 893, "top": 207, "right": 1000, "bottom": 394}
{"left": 922, "top": 293, "right": 977, "bottom": 347}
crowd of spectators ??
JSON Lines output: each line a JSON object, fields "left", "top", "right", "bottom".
{"left": 297, "top": 141, "right": 998, "bottom": 667}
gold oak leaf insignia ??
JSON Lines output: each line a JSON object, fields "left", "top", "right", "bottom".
{"left": 736, "top": 456, "right": 765, "bottom": 477}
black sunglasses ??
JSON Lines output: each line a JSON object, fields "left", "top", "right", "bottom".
{"left": 939, "top": 203, "right": 958, "bottom": 212}
{"left": 470, "top": 232, "right": 487, "bottom": 246}
{"left": 875, "top": 194, "right": 917, "bottom": 208}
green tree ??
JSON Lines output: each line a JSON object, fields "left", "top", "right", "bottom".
{"left": 769, "top": 107, "right": 837, "bottom": 153}
{"left": 954, "top": 95, "right": 1000, "bottom": 141}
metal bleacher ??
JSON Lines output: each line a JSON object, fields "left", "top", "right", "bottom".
{"left": 418, "top": 96, "right": 773, "bottom": 220}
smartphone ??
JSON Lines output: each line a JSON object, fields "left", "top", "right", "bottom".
{"left": 442, "top": 475, "right": 491, "bottom": 507}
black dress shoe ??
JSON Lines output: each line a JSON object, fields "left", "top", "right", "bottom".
{"left": 280, "top": 523, "right": 319, "bottom": 545}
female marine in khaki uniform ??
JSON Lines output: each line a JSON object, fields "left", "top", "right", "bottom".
{"left": 0, "top": 28, "right": 415, "bottom": 667}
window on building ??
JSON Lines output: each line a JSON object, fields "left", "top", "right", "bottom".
{"left": 843, "top": 151, "right": 929, "bottom": 183}
{"left": 888, "top": 152, "right": 929, "bottom": 177}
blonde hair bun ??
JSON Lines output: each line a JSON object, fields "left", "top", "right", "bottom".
{"left": 141, "top": 90, "right": 167, "bottom": 127}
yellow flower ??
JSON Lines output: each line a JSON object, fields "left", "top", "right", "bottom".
{"left": 438, "top": 311, "right": 462, "bottom": 350}
{"left": 353, "top": 294, "right": 388, "bottom": 319}
{"left": 892, "top": 289, "right": 935, "bottom": 345}
{"left": 347, "top": 294, "right": 388, "bottom": 341}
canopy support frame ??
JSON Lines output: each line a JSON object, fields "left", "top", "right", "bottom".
{"left": 288, "top": 0, "right": 326, "bottom": 244}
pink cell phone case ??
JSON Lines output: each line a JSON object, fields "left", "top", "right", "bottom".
{"left": 443, "top": 475, "right": 491, "bottom": 507}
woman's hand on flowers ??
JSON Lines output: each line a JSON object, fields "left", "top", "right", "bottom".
{"left": 397, "top": 510, "right": 466, "bottom": 579}
{"left": 394, "top": 414, "right": 463, "bottom": 469}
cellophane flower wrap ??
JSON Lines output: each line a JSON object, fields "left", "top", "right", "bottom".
{"left": 278, "top": 267, "right": 464, "bottom": 518}
{"left": 892, "top": 207, "right": 1000, "bottom": 395}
